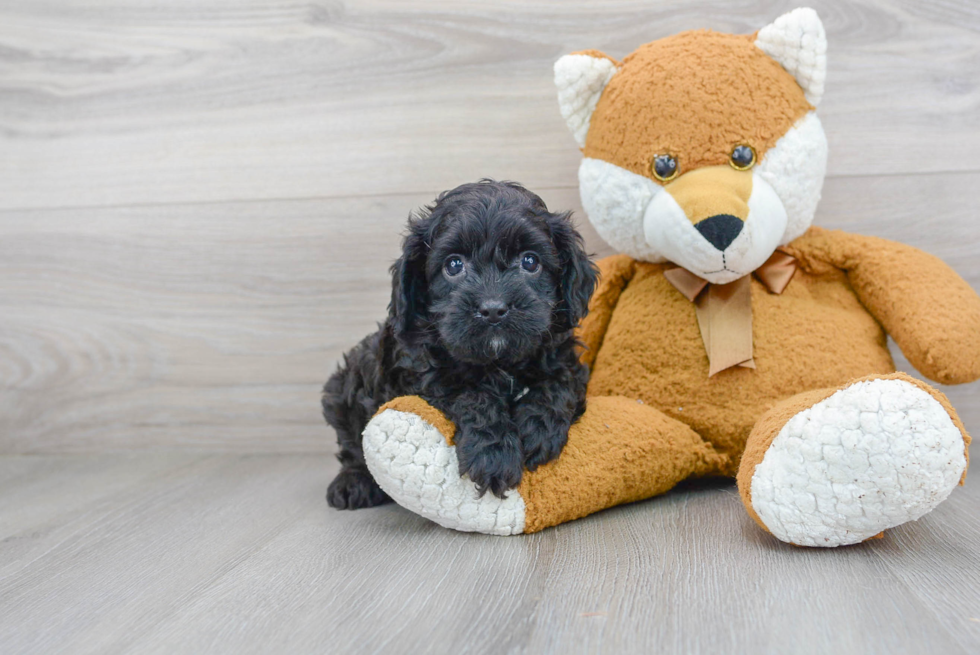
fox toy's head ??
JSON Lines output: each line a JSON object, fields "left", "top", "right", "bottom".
{"left": 555, "top": 8, "right": 828, "bottom": 284}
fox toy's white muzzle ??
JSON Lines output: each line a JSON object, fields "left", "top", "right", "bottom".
{"left": 578, "top": 112, "right": 828, "bottom": 280}
{"left": 643, "top": 169, "right": 787, "bottom": 285}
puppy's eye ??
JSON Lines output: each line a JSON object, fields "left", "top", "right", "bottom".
{"left": 521, "top": 253, "right": 540, "bottom": 273}
{"left": 444, "top": 256, "right": 465, "bottom": 277}
{"left": 730, "top": 145, "right": 756, "bottom": 170}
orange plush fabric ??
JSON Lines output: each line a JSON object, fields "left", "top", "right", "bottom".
{"left": 519, "top": 396, "right": 727, "bottom": 533}
{"left": 374, "top": 394, "right": 728, "bottom": 533}
{"left": 783, "top": 229, "right": 980, "bottom": 385}
{"left": 582, "top": 227, "right": 927, "bottom": 472}
{"left": 582, "top": 30, "right": 812, "bottom": 182}
{"left": 581, "top": 228, "right": 980, "bottom": 472}
{"left": 577, "top": 254, "right": 636, "bottom": 369}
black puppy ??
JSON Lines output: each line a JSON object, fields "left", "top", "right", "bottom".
{"left": 323, "top": 180, "right": 598, "bottom": 509}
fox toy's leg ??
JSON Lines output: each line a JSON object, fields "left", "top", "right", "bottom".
{"left": 362, "top": 395, "right": 727, "bottom": 535}
{"left": 737, "top": 372, "right": 970, "bottom": 547}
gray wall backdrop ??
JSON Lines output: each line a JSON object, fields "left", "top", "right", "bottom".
{"left": 1, "top": 0, "right": 979, "bottom": 453}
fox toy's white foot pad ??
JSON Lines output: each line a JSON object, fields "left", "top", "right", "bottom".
{"left": 362, "top": 409, "right": 526, "bottom": 535}
{"left": 750, "top": 379, "right": 967, "bottom": 547}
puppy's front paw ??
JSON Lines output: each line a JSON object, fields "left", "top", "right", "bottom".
{"left": 327, "top": 467, "right": 391, "bottom": 510}
{"left": 522, "top": 424, "right": 569, "bottom": 471}
{"left": 457, "top": 439, "right": 523, "bottom": 499}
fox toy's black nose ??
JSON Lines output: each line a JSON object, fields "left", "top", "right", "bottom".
{"left": 478, "top": 300, "right": 509, "bottom": 324}
{"left": 694, "top": 214, "right": 744, "bottom": 251}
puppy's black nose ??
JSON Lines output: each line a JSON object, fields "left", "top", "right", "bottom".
{"left": 694, "top": 214, "right": 744, "bottom": 251}
{"left": 478, "top": 300, "right": 509, "bottom": 324}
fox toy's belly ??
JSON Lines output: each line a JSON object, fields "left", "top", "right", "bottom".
{"left": 586, "top": 262, "right": 895, "bottom": 472}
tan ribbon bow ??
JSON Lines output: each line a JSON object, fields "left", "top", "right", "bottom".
{"left": 663, "top": 250, "right": 797, "bottom": 377}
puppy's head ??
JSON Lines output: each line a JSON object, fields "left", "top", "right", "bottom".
{"left": 391, "top": 180, "right": 597, "bottom": 365}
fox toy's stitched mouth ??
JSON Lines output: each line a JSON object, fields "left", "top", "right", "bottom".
{"left": 701, "top": 253, "right": 740, "bottom": 277}
{"left": 702, "top": 267, "right": 740, "bottom": 276}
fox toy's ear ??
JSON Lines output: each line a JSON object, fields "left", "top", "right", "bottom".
{"left": 554, "top": 51, "right": 619, "bottom": 147}
{"left": 755, "top": 7, "right": 827, "bottom": 106}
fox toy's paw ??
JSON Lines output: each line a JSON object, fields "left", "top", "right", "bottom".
{"left": 362, "top": 397, "right": 527, "bottom": 535}
{"left": 738, "top": 374, "right": 969, "bottom": 547}
{"left": 363, "top": 395, "right": 731, "bottom": 535}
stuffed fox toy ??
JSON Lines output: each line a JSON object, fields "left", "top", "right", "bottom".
{"left": 359, "top": 8, "right": 980, "bottom": 546}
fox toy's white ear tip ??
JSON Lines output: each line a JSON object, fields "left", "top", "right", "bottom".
{"left": 755, "top": 7, "right": 827, "bottom": 106}
{"left": 554, "top": 53, "right": 618, "bottom": 147}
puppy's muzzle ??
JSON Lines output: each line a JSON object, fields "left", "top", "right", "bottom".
{"left": 478, "top": 299, "right": 510, "bottom": 325}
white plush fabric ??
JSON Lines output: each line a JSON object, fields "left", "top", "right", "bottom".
{"left": 362, "top": 409, "right": 527, "bottom": 535}
{"left": 643, "top": 172, "right": 786, "bottom": 285}
{"left": 755, "top": 7, "right": 828, "bottom": 106}
{"left": 580, "top": 156, "right": 797, "bottom": 283}
{"left": 756, "top": 111, "right": 828, "bottom": 245}
{"left": 579, "top": 157, "right": 665, "bottom": 262}
{"left": 554, "top": 54, "right": 618, "bottom": 147}
{"left": 750, "top": 379, "right": 967, "bottom": 547}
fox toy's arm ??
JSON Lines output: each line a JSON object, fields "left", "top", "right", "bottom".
{"left": 794, "top": 228, "right": 980, "bottom": 385}
{"left": 576, "top": 254, "right": 636, "bottom": 370}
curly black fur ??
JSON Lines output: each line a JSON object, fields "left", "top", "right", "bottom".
{"left": 323, "top": 180, "right": 598, "bottom": 509}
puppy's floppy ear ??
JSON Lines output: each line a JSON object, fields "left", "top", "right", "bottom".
{"left": 545, "top": 211, "right": 598, "bottom": 331}
{"left": 389, "top": 211, "right": 432, "bottom": 340}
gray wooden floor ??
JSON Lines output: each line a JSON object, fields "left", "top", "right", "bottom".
{"left": 2, "top": 1, "right": 980, "bottom": 653}
{"left": 2, "top": 454, "right": 980, "bottom": 654}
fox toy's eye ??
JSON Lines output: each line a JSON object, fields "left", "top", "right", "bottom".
{"left": 520, "top": 253, "right": 540, "bottom": 273}
{"left": 730, "top": 145, "right": 756, "bottom": 170}
{"left": 444, "top": 255, "right": 465, "bottom": 277}
{"left": 651, "top": 154, "right": 679, "bottom": 182}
